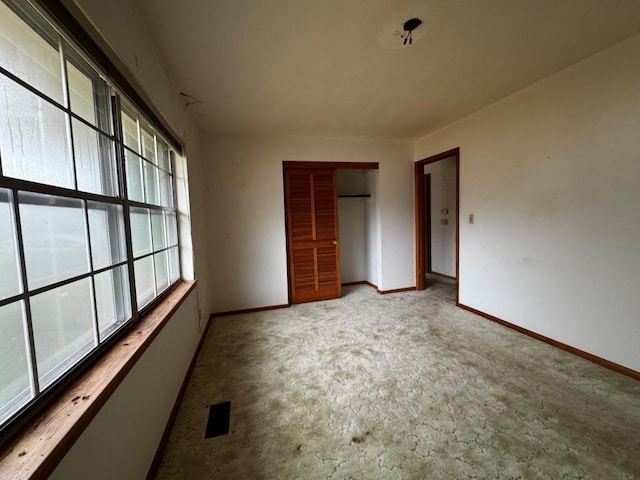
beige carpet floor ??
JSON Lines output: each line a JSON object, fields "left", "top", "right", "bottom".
{"left": 155, "top": 281, "right": 640, "bottom": 479}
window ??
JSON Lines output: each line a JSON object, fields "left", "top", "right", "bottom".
{"left": 0, "top": 0, "right": 181, "bottom": 434}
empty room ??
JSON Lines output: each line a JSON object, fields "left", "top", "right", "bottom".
{"left": 0, "top": 0, "right": 639, "bottom": 479}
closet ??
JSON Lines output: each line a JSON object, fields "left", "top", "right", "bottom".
{"left": 337, "top": 169, "right": 380, "bottom": 288}
{"left": 283, "top": 162, "right": 379, "bottom": 304}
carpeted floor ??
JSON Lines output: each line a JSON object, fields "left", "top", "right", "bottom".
{"left": 154, "top": 281, "right": 640, "bottom": 479}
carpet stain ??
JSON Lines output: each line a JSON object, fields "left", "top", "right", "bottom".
{"left": 351, "top": 432, "right": 371, "bottom": 444}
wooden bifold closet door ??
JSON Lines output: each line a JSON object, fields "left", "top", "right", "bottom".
{"left": 284, "top": 167, "right": 341, "bottom": 304}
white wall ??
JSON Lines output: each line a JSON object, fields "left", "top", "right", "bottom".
{"left": 68, "top": 0, "right": 182, "bottom": 133}
{"left": 336, "top": 169, "right": 380, "bottom": 285}
{"left": 424, "top": 157, "right": 457, "bottom": 277}
{"left": 174, "top": 120, "right": 211, "bottom": 322}
{"left": 49, "top": 290, "right": 201, "bottom": 480}
{"left": 415, "top": 33, "right": 640, "bottom": 372}
{"left": 337, "top": 170, "right": 367, "bottom": 283}
{"left": 336, "top": 169, "right": 366, "bottom": 195}
{"left": 365, "top": 170, "right": 381, "bottom": 286}
{"left": 338, "top": 197, "right": 367, "bottom": 283}
{"left": 204, "top": 135, "right": 412, "bottom": 312}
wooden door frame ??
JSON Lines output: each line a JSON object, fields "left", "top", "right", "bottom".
{"left": 414, "top": 148, "right": 460, "bottom": 303}
{"left": 424, "top": 173, "right": 432, "bottom": 274}
{"left": 283, "top": 161, "right": 379, "bottom": 305}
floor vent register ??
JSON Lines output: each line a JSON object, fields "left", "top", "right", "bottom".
{"left": 205, "top": 401, "right": 231, "bottom": 438}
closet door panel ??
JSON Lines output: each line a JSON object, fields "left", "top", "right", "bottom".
{"left": 292, "top": 248, "right": 316, "bottom": 293}
{"left": 289, "top": 171, "right": 313, "bottom": 241}
{"left": 285, "top": 167, "right": 341, "bottom": 304}
{"left": 313, "top": 172, "right": 336, "bottom": 241}
{"left": 317, "top": 247, "right": 339, "bottom": 290}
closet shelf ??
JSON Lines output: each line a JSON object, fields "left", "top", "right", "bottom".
{"left": 337, "top": 194, "right": 371, "bottom": 198}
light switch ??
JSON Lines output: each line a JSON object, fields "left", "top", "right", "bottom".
{"left": 469, "top": 214, "right": 474, "bottom": 224}
{"left": 440, "top": 219, "right": 448, "bottom": 225}
{"left": 440, "top": 208, "right": 448, "bottom": 215}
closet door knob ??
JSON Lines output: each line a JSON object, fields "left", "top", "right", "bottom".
{"left": 332, "top": 240, "right": 337, "bottom": 245}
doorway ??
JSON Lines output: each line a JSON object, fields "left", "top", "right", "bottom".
{"left": 414, "top": 148, "right": 459, "bottom": 302}
{"left": 283, "top": 161, "right": 378, "bottom": 304}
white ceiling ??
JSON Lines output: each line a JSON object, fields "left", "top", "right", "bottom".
{"left": 135, "top": 0, "right": 640, "bottom": 139}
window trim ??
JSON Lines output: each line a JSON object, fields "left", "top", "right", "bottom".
{"left": 0, "top": 280, "right": 197, "bottom": 480}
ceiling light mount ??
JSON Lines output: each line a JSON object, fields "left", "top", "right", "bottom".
{"left": 402, "top": 17, "right": 422, "bottom": 45}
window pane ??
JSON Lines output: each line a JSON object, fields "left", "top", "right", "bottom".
{"left": 31, "top": 277, "right": 95, "bottom": 389}
{"left": 154, "top": 251, "right": 169, "bottom": 294}
{"left": 0, "top": 76, "right": 74, "bottom": 189}
{"left": 0, "top": 189, "right": 22, "bottom": 300}
{"left": 65, "top": 49, "right": 110, "bottom": 133}
{"left": 0, "top": 1, "right": 64, "bottom": 103}
{"left": 121, "top": 109, "right": 138, "bottom": 152}
{"left": 88, "top": 202, "right": 126, "bottom": 270}
{"left": 166, "top": 211, "right": 178, "bottom": 247}
{"left": 95, "top": 265, "right": 130, "bottom": 341}
{"left": 73, "top": 119, "right": 117, "bottom": 196}
{"left": 130, "top": 207, "right": 151, "bottom": 257}
{"left": 159, "top": 169, "right": 173, "bottom": 208}
{"left": 151, "top": 210, "right": 165, "bottom": 251}
{"left": 157, "top": 139, "right": 170, "bottom": 171}
{"left": 168, "top": 246, "right": 180, "bottom": 282}
{"left": 134, "top": 256, "right": 155, "bottom": 308}
{"left": 143, "top": 162, "right": 159, "bottom": 205}
{"left": 140, "top": 125, "right": 155, "bottom": 162}
{"left": 66, "top": 61, "right": 94, "bottom": 125}
{"left": 125, "top": 150, "right": 143, "bottom": 202}
{"left": 0, "top": 301, "right": 32, "bottom": 425}
{"left": 19, "top": 193, "right": 89, "bottom": 290}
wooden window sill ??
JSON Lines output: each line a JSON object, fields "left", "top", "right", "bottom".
{"left": 0, "top": 280, "right": 197, "bottom": 480}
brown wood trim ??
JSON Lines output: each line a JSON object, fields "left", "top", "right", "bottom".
{"left": 146, "top": 309, "right": 213, "bottom": 479}
{"left": 414, "top": 163, "right": 425, "bottom": 290}
{"left": 0, "top": 281, "right": 197, "bottom": 480}
{"left": 332, "top": 168, "right": 342, "bottom": 299}
{"left": 424, "top": 173, "right": 432, "bottom": 274}
{"left": 455, "top": 149, "right": 460, "bottom": 305}
{"left": 310, "top": 174, "right": 319, "bottom": 291}
{"left": 292, "top": 240, "right": 337, "bottom": 249}
{"left": 457, "top": 303, "right": 640, "bottom": 381}
{"left": 310, "top": 173, "right": 317, "bottom": 241}
{"left": 341, "top": 281, "right": 380, "bottom": 291}
{"left": 282, "top": 161, "right": 379, "bottom": 170}
{"left": 428, "top": 271, "right": 457, "bottom": 281}
{"left": 283, "top": 168, "right": 296, "bottom": 304}
{"left": 212, "top": 304, "right": 290, "bottom": 318}
{"left": 377, "top": 286, "right": 417, "bottom": 295}
{"left": 416, "top": 148, "right": 460, "bottom": 166}
{"left": 414, "top": 147, "right": 460, "bottom": 304}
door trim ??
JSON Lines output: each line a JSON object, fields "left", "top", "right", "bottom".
{"left": 424, "top": 173, "right": 432, "bottom": 274}
{"left": 283, "top": 161, "right": 379, "bottom": 170}
{"left": 414, "top": 148, "right": 460, "bottom": 303}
